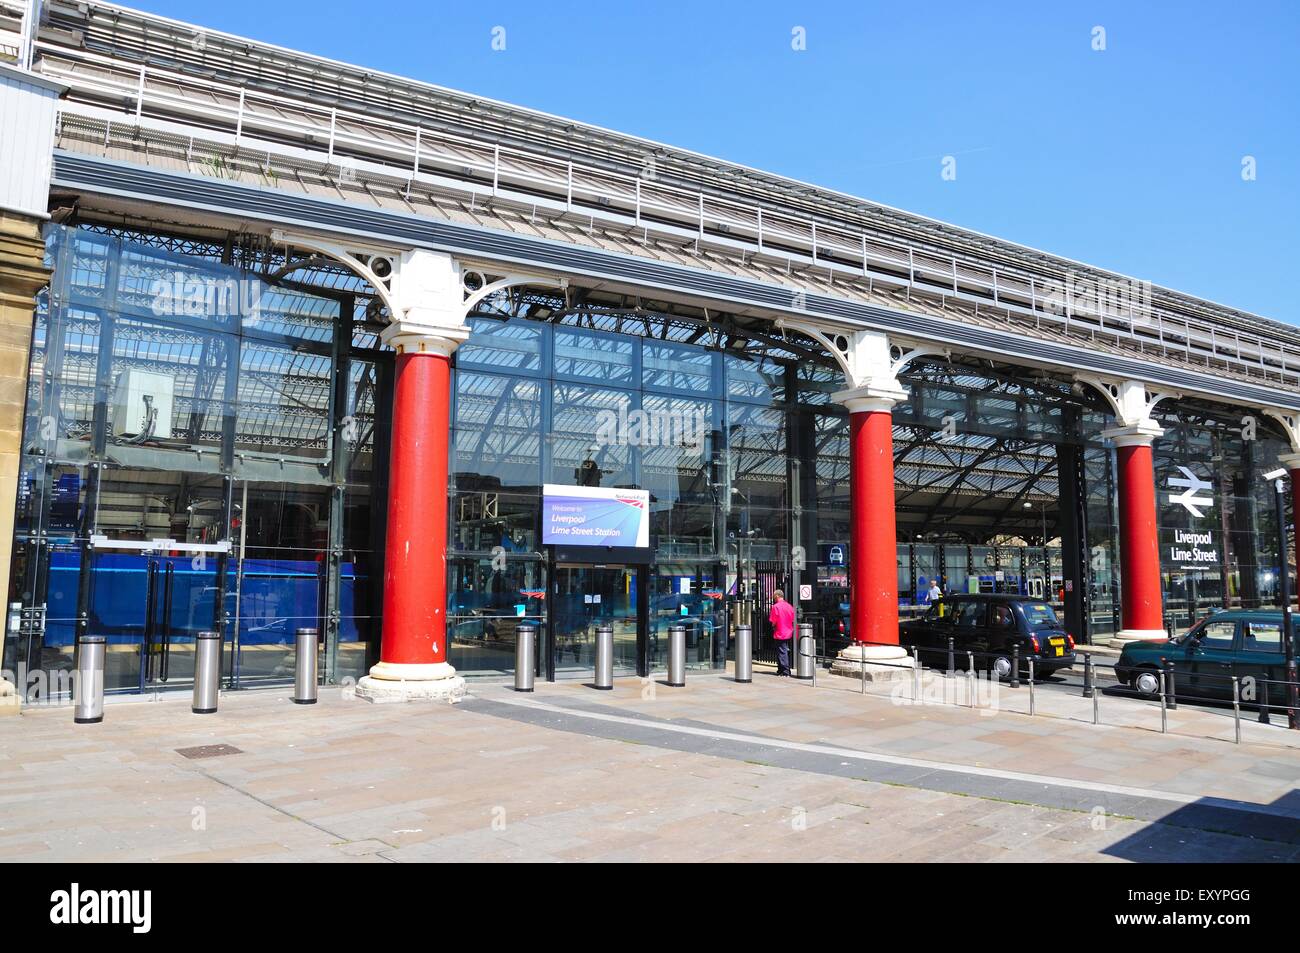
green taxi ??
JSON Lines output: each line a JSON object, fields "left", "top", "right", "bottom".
{"left": 1115, "top": 610, "right": 1296, "bottom": 701}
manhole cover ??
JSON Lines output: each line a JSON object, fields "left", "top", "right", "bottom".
{"left": 175, "top": 743, "right": 243, "bottom": 760}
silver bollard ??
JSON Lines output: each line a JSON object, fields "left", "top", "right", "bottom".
{"left": 667, "top": 624, "right": 686, "bottom": 687}
{"left": 293, "top": 627, "right": 318, "bottom": 705}
{"left": 1028, "top": 657, "right": 1036, "bottom": 716}
{"left": 734, "top": 624, "right": 752, "bottom": 683}
{"left": 74, "top": 633, "right": 106, "bottom": 724}
{"left": 593, "top": 624, "right": 614, "bottom": 690}
{"left": 795, "top": 623, "right": 815, "bottom": 680}
{"left": 515, "top": 623, "right": 536, "bottom": 693}
{"left": 1232, "top": 676, "right": 1241, "bottom": 744}
{"left": 192, "top": 630, "right": 221, "bottom": 714}
{"left": 1159, "top": 670, "right": 1168, "bottom": 733}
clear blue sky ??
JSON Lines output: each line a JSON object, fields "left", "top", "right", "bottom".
{"left": 134, "top": 0, "right": 1299, "bottom": 326}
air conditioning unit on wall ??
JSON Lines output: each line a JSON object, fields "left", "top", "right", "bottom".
{"left": 110, "top": 369, "right": 174, "bottom": 440}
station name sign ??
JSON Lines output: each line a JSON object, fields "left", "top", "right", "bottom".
{"left": 541, "top": 484, "right": 650, "bottom": 548}
{"left": 1164, "top": 462, "right": 1220, "bottom": 571}
{"left": 1169, "top": 528, "right": 1219, "bottom": 570}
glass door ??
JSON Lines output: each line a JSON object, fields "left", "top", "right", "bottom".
{"left": 551, "top": 565, "right": 639, "bottom": 680}
{"left": 86, "top": 542, "right": 224, "bottom": 693}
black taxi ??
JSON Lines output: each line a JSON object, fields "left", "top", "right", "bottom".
{"left": 900, "top": 594, "right": 1077, "bottom": 678}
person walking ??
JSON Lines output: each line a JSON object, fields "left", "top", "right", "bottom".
{"left": 769, "top": 589, "right": 796, "bottom": 676}
{"left": 925, "top": 579, "right": 943, "bottom": 604}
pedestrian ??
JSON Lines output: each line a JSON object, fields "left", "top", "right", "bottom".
{"left": 925, "top": 579, "right": 943, "bottom": 604}
{"left": 769, "top": 589, "right": 795, "bottom": 676}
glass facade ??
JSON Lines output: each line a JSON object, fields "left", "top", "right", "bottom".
{"left": 3, "top": 226, "right": 384, "bottom": 699}
{"left": 4, "top": 223, "right": 1293, "bottom": 696}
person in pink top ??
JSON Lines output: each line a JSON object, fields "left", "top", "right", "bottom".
{"left": 769, "top": 589, "right": 796, "bottom": 676}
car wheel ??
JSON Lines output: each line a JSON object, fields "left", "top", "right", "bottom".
{"left": 991, "top": 655, "right": 1014, "bottom": 680}
{"left": 1133, "top": 668, "right": 1162, "bottom": 697}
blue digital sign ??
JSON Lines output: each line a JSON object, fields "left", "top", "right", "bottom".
{"left": 542, "top": 484, "right": 650, "bottom": 548}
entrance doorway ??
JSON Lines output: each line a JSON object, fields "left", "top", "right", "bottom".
{"left": 549, "top": 564, "right": 642, "bottom": 681}
{"left": 85, "top": 541, "right": 224, "bottom": 694}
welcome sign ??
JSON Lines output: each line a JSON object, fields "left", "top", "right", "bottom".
{"left": 542, "top": 484, "right": 650, "bottom": 548}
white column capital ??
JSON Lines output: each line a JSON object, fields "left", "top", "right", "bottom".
{"left": 1101, "top": 420, "right": 1165, "bottom": 448}
{"left": 831, "top": 381, "right": 908, "bottom": 414}
{"left": 830, "top": 328, "right": 909, "bottom": 413}
{"left": 1078, "top": 377, "right": 1174, "bottom": 445}
{"left": 383, "top": 248, "right": 471, "bottom": 356}
{"left": 1279, "top": 452, "right": 1300, "bottom": 472}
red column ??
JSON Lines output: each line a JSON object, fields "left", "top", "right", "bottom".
{"left": 1116, "top": 440, "right": 1165, "bottom": 638}
{"left": 849, "top": 408, "right": 899, "bottom": 645}
{"left": 377, "top": 349, "right": 451, "bottom": 667}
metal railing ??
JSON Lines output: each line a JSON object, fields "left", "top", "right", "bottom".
{"left": 31, "top": 38, "right": 1300, "bottom": 393}
{"left": 781, "top": 634, "right": 1300, "bottom": 748}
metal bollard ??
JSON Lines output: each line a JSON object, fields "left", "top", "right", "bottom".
{"left": 192, "top": 630, "right": 221, "bottom": 714}
{"left": 514, "top": 623, "right": 536, "bottom": 693}
{"left": 795, "top": 623, "right": 815, "bottom": 680}
{"left": 1260, "top": 679, "right": 1271, "bottom": 725}
{"left": 667, "top": 624, "right": 686, "bottom": 687}
{"left": 1163, "top": 659, "right": 1178, "bottom": 710}
{"left": 734, "top": 624, "right": 752, "bottom": 683}
{"left": 1092, "top": 670, "right": 1100, "bottom": 725}
{"left": 966, "top": 651, "right": 975, "bottom": 707}
{"left": 1028, "top": 657, "right": 1036, "bottom": 715}
{"left": 292, "top": 627, "right": 318, "bottom": 705}
{"left": 1232, "top": 676, "right": 1241, "bottom": 744}
{"left": 1010, "top": 644, "right": 1020, "bottom": 689}
{"left": 911, "top": 645, "right": 921, "bottom": 701}
{"left": 74, "top": 633, "right": 106, "bottom": 724}
{"left": 947, "top": 636, "right": 955, "bottom": 675}
{"left": 1159, "top": 670, "right": 1168, "bottom": 733}
{"left": 1082, "top": 653, "right": 1094, "bottom": 699}
{"left": 593, "top": 624, "right": 614, "bottom": 690}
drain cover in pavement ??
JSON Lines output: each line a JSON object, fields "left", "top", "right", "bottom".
{"left": 175, "top": 743, "right": 243, "bottom": 760}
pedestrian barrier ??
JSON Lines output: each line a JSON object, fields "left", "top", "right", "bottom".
{"left": 73, "top": 632, "right": 106, "bottom": 724}
{"left": 593, "top": 624, "right": 614, "bottom": 691}
{"left": 292, "top": 627, "right": 318, "bottom": 705}
{"left": 667, "top": 624, "right": 687, "bottom": 687}
{"left": 192, "top": 630, "right": 221, "bottom": 714}
{"left": 734, "top": 624, "right": 753, "bottom": 684}
{"left": 795, "top": 624, "right": 816, "bottom": 681}
{"left": 514, "top": 623, "right": 536, "bottom": 693}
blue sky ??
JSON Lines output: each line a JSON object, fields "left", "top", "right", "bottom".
{"left": 135, "top": 0, "right": 1299, "bottom": 326}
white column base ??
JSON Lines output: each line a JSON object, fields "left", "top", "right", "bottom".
{"left": 354, "top": 661, "right": 467, "bottom": 704}
{"left": 1108, "top": 628, "right": 1169, "bottom": 646}
{"left": 829, "top": 644, "right": 914, "bottom": 682}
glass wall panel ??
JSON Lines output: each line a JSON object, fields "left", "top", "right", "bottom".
{"left": 453, "top": 371, "right": 543, "bottom": 490}
{"left": 457, "top": 316, "right": 544, "bottom": 374}
{"left": 549, "top": 382, "right": 635, "bottom": 488}
{"left": 554, "top": 327, "right": 636, "bottom": 385}
{"left": 643, "top": 341, "right": 714, "bottom": 394}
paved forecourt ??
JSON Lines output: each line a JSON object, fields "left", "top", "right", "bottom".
{"left": 1, "top": 671, "right": 1298, "bottom": 862}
